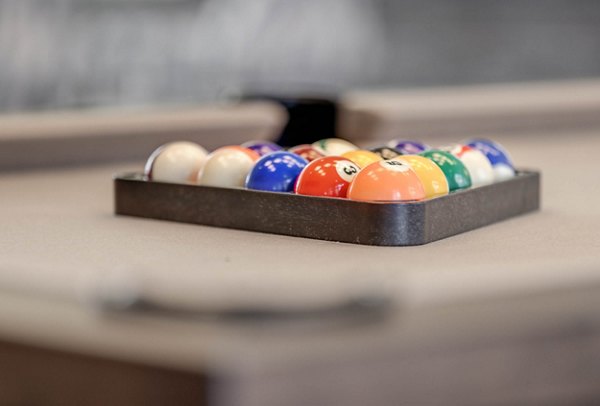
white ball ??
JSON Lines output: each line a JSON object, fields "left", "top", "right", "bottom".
{"left": 145, "top": 142, "right": 208, "bottom": 183}
{"left": 493, "top": 163, "right": 516, "bottom": 182}
{"left": 446, "top": 144, "right": 495, "bottom": 187}
{"left": 196, "top": 146, "right": 259, "bottom": 188}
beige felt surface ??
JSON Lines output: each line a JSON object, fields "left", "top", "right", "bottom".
{"left": 1, "top": 84, "right": 600, "bottom": 404}
{"left": 1, "top": 130, "right": 599, "bottom": 313}
{"left": 0, "top": 128, "right": 600, "bottom": 406}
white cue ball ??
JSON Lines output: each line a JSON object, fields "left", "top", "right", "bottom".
{"left": 196, "top": 146, "right": 259, "bottom": 188}
{"left": 145, "top": 141, "right": 208, "bottom": 183}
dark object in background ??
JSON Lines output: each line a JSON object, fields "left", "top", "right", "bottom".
{"left": 243, "top": 95, "right": 338, "bottom": 147}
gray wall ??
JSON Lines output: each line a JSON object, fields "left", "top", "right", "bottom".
{"left": 2, "top": 0, "right": 600, "bottom": 112}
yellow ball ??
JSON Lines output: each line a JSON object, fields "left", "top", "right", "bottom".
{"left": 397, "top": 155, "right": 449, "bottom": 198}
{"left": 341, "top": 150, "right": 382, "bottom": 169}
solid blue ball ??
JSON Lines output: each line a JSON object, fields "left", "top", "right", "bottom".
{"left": 245, "top": 152, "right": 308, "bottom": 192}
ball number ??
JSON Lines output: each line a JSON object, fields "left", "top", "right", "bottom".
{"left": 335, "top": 160, "right": 360, "bottom": 182}
{"left": 380, "top": 160, "right": 409, "bottom": 172}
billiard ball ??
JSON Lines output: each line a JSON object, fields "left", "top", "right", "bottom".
{"left": 347, "top": 160, "right": 426, "bottom": 202}
{"left": 241, "top": 140, "right": 283, "bottom": 156}
{"left": 312, "top": 138, "right": 359, "bottom": 156}
{"left": 288, "top": 144, "right": 325, "bottom": 162}
{"left": 294, "top": 156, "right": 360, "bottom": 198}
{"left": 443, "top": 144, "right": 495, "bottom": 187}
{"left": 341, "top": 150, "right": 382, "bottom": 169}
{"left": 465, "top": 138, "right": 515, "bottom": 181}
{"left": 144, "top": 141, "right": 208, "bottom": 183}
{"left": 245, "top": 151, "right": 308, "bottom": 192}
{"left": 397, "top": 155, "right": 449, "bottom": 198}
{"left": 387, "top": 140, "right": 430, "bottom": 155}
{"left": 420, "top": 150, "right": 472, "bottom": 191}
{"left": 196, "top": 146, "right": 259, "bottom": 188}
{"left": 369, "top": 146, "right": 403, "bottom": 160}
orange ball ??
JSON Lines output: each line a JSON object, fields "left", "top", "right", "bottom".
{"left": 347, "top": 160, "right": 426, "bottom": 202}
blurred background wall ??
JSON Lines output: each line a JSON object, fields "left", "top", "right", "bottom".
{"left": 2, "top": 0, "right": 600, "bottom": 112}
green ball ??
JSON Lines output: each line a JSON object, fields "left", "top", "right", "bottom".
{"left": 420, "top": 150, "right": 472, "bottom": 191}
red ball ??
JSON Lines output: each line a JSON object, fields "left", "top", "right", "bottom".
{"left": 288, "top": 144, "right": 325, "bottom": 162}
{"left": 294, "top": 156, "right": 360, "bottom": 198}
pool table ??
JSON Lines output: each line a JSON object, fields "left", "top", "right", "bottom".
{"left": 1, "top": 81, "right": 599, "bottom": 406}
